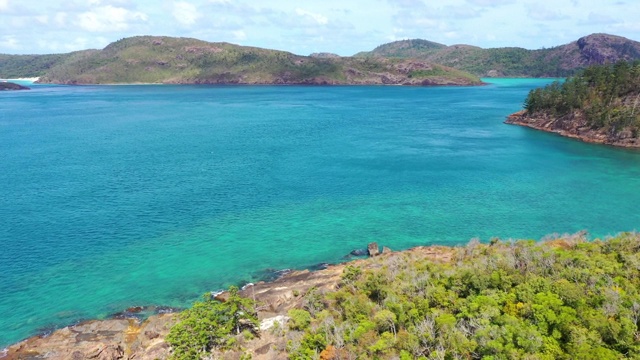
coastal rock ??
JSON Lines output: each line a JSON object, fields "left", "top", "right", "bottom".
{"left": 259, "top": 315, "right": 289, "bottom": 331}
{"left": 0, "top": 82, "right": 30, "bottom": 91}
{"left": 4, "top": 315, "right": 177, "bottom": 360}
{"left": 368, "top": 242, "right": 380, "bottom": 257}
{"left": 350, "top": 248, "right": 368, "bottom": 256}
{"left": 382, "top": 246, "right": 392, "bottom": 254}
{"left": 506, "top": 110, "right": 640, "bottom": 148}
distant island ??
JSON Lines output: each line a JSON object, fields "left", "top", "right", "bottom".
{"left": 357, "top": 33, "right": 640, "bottom": 77}
{"left": 2, "top": 36, "right": 482, "bottom": 86}
{"left": 0, "top": 82, "right": 30, "bottom": 91}
{"left": 507, "top": 61, "right": 640, "bottom": 148}
{"left": 2, "top": 33, "right": 640, "bottom": 84}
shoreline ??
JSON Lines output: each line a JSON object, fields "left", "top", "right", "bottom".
{"left": 2, "top": 244, "right": 455, "bottom": 359}
{"left": 505, "top": 110, "right": 640, "bottom": 149}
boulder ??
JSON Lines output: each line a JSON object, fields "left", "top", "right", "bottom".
{"left": 382, "top": 246, "right": 392, "bottom": 254}
{"left": 368, "top": 242, "right": 379, "bottom": 257}
{"left": 350, "top": 248, "right": 368, "bottom": 256}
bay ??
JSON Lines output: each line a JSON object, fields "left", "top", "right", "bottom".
{"left": 1, "top": 79, "right": 639, "bottom": 346}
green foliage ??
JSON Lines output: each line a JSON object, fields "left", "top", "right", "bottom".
{"left": 166, "top": 286, "right": 258, "bottom": 360}
{"left": 523, "top": 60, "right": 640, "bottom": 137}
{"left": 288, "top": 309, "right": 312, "bottom": 331}
{"left": 0, "top": 52, "right": 86, "bottom": 78}
{"left": 288, "top": 233, "right": 640, "bottom": 359}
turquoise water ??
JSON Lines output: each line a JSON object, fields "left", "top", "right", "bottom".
{"left": 1, "top": 79, "right": 640, "bottom": 346}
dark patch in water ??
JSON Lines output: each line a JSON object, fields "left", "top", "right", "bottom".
{"left": 255, "top": 268, "right": 293, "bottom": 282}
{"left": 308, "top": 262, "right": 330, "bottom": 271}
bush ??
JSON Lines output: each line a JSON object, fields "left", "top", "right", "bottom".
{"left": 166, "top": 286, "right": 258, "bottom": 360}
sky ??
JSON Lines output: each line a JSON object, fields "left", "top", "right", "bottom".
{"left": 1, "top": 0, "right": 639, "bottom": 56}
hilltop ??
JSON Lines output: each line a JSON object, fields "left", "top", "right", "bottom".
{"left": 357, "top": 33, "right": 640, "bottom": 77}
{"left": 13, "top": 36, "right": 480, "bottom": 86}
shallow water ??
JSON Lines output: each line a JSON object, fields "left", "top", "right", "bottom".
{"left": 1, "top": 79, "right": 639, "bottom": 346}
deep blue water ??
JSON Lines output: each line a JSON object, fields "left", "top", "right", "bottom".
{"left": 1, "top": 79, "right": 639, "bottom": 346}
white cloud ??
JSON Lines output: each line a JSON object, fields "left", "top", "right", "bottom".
{"left": 0, "top": 0, "right": 8, "bottom": 12}
{"left": 232, "top": 30, "right": 247, "bottom": 40}
{"left": 1, "top": 35, "right": 19, "bottom": 49}
{"left": 585, "top": 12, "right": 617, "bottom": 25}
{"left": 466, "top": 0, "right": 513, "bottom": 6}
{"left": 77, "top": 5, "right": 147, "bottom": 32}
{"left": 527, "top": 4, "right": 567, "bottom": 21}
{"left": 54, "top": 12, "right": 68, "bottom": 27}
{"left": 295, "top": 8, "right": 329, "bottom": 25}
{"left": 172, "top": 1, "right": 201, "bottom": 26}
{"left": 35, "top": 15, "right": 48, "bottom": 24}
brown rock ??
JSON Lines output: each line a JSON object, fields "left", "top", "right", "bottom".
{"left": 382, "top": 246, "right": 392, "bottom": 254}
{"left": 368, "top": 242, "right": 379, "bottom": 257}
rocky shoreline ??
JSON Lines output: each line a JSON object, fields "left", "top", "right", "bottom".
{"left": 506, "top": 110, "right": 640, "bottom": 148}
{"left": 2, "top": 244, "right": 454, "bottom": 360}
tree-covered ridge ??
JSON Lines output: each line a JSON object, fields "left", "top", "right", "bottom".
{"left": 523, "top": 61, "right": 640, "bottom": 137}
{"left": 0, "top": 51, "right": 96, "bottom": 78}
{"left": 285, "top": 233, "right": 640, "bottom": 359}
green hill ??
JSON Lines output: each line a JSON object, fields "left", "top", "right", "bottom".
{"left": 355, "top": 39, "right": 447, "bottom": 58}
{"left": 34, "top": 36, "right": 481, "bottom": 86}
{"left": 358, "top": 33, "right": 640, "bottom": 77}
{"left": 507, "top": 61, "right": 640, "bottom": 147}
{"left": 0, "top": 51, "right": 95, "bottom": 78}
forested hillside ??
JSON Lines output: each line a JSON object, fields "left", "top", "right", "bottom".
{"left": 507, "top": 61, "right": 640, "bottom": 147}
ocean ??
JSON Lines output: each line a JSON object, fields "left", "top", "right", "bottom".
{"left": 1, "top": 79, "right": 639, "bottom": 346}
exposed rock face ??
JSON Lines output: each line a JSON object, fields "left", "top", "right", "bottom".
{"left": 4, "top": 246, "right": 456, "bottom": 360}
{"left": 0, "top": 82, "right": 30, "bottom": 91}
{"left": 3, "top": 315, "right": 177, "bottom": 360}
{"left": 368, "top": 242, "right": 380, "bottom": 257}
{"left": 382, "top": 246, "right": 392, "bottom": 254}
{"left": 506, "top": 110, "right": 640, "bottom": 148}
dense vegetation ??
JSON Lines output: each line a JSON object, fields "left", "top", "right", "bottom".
{"left": 34, "top": 36, "right": 480, "bottom": 85}
{"left": 524, "top": 61, "right": 640, "bottom": 136}
{"left": 0, "top": 52, "right": 88, "bottom": 78}
{"left": 166, "top": 286, "right": 258, "bottom": 360}
{"left": 357, "top": 34, "right": 640, "bottom": 77}
{"left": 286, "top": 234, "right": 640, "bottom": 359}
{"left": 168, "top": 233, "right": 640, "bottom": 359}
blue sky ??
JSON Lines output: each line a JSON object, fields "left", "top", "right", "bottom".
{"left": 1, "top": 0, "right": 638, "bottom": 55}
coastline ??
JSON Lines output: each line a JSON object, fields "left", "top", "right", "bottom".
{"left": 505, "top": 110, "right": 640, "bottom": 149}
{"left": 2, "top": 245, "right": 454, "bottom": 359}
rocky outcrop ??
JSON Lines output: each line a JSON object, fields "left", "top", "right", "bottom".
{"left": 367, "top": 242, "right": 380, "bottom": 257}
{"left": 3, "top": 315, "right": 177, "bottom": 360}
{"left": 506, "top": 110, "right": 640, "bottom": 148}
{"left": 0, "top": 82, "right": 30, "bottom": 91}
{"left": 4, "top": 245, "right": 455, "bottom": 360}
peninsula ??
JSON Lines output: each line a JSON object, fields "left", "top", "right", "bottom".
{"left": 506, "top": 61, "right": 640, "bottom": 148}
